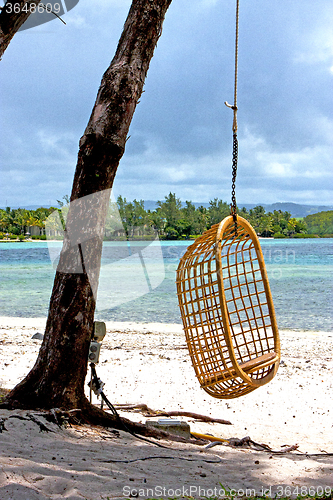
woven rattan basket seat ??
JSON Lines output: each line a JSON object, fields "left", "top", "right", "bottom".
{"left": 176, "top": 215, "right": 280, "bottom": 399}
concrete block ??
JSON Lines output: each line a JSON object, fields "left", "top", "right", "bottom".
{"left": 146, "top": 418, "right": 191, "bottom": 439}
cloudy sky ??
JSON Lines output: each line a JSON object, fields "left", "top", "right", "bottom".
{"left": 0, "top": 0, "right": 332, "bottom": 208}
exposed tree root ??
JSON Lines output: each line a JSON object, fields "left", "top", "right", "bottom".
{"left": 0, "top": 412, "right": 55, "bottom": 433}
{"left": 0, "top": 395, "right": 204, "bottom": 445}
{"left": 77, "top": 399, "right": 203, "bottom": 444}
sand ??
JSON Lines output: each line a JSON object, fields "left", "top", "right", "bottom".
{"left": 0, "top": 316, "right": 332, "bottom": 499}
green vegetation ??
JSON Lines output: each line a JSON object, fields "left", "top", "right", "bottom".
{"left": 0, "top": 206, "right": 55, "bottom": 239}
{"left": 0, "top": 386, "right": 10, "bottom": 403}
{"left": 1, "top": 194, "right": 332, "bottom": 241}
{"left": 115, "top": 193, "right": 308, "bottom": 240}
{"left": 303, "top": 210, "right": 333, "bottom": 237}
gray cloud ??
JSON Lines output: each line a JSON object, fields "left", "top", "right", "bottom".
{"left": 1, "top": 0, "right": 332, "bottom": 207}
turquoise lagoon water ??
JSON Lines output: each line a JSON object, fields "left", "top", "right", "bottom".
{"left": 0, "top": 238, "right": 332, "bottom": 331}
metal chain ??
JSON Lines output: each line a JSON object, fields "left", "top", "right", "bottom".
{"left": 231, "top": 132, "right": 238, "bottom": 218}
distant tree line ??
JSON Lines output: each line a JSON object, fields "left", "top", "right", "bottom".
{"left": 0, "top": 206, "right": 55, "bottom": 239}
{"left": 1, "top": 195, "right": 332, "bottom": 240}
{"left": 116, "top": 193, "right": 310, "bottom": 239}
{"left": 303, "top": 211, "right": 333, "bottom": 237}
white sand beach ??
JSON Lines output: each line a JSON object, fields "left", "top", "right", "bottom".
{"left": 0, "top": 317, "right": 332, "bottom": 499}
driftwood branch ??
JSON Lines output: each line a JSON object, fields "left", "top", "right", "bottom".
{"left": 205, "top": 435, "right": 300, "bottom": 454}
{"left": 161, "top": 410, "right": 232, "bottom": 425}
{"left": 114, "top": 404, "right": 232, "bottom": 425}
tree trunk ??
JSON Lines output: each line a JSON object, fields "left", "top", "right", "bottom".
{"left": 0, "top": 1, "right": 42, "bottom": 59}
{"left": 3, "top": 0, "right": 172, "bottom": 413}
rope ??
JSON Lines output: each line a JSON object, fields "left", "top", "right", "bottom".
{"left": 89, "top": 363, "right": 168, "bottom": 448}
{"left": 225, "top": 0, "right": 240, "bottom": 228}
{"left": 224, "top": 0, "right": 239, "bottom": 130}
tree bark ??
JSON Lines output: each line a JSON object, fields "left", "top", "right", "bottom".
{"left": 0, "top": 1, "right": 42, "bottom": 59}
{"left": 3, "top": 0, "right": 172, "bottom": 414}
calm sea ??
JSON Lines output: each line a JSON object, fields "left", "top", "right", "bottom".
{"left": 0, "top": 238, "right": 332, "bottom": 332}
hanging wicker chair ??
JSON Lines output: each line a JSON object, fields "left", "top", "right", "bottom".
{"left": 176, "top": 215, "right": 280, "bottom": 399}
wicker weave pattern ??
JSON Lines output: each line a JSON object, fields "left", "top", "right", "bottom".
{"left": 176, "top": 215, "right": 280, "bottom": 399}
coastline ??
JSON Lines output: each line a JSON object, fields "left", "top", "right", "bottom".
{"left": 0, "top": 235, "right": 329, "bottom": 244}
{"left": 0, "top": 317, "right": 332, "bottom": 498}
{"left": 1, "top": 315, "right": 333, "bottom": 333}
